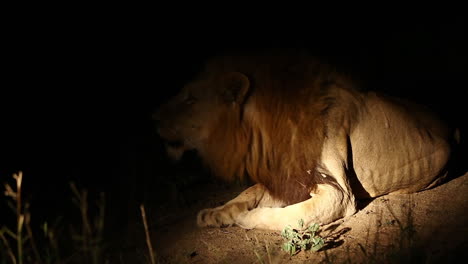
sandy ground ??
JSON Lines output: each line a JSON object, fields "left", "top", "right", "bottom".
{"left": 148, "top": 171, "right": 468, "bottom": 264}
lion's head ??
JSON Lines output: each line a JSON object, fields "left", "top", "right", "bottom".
{"left": 154, "top": 68, "right": 250, "bottom": 159}
{"left": 154, "top": 52, "right": 348, "bottom": 204}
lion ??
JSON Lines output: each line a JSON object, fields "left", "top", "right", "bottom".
{"left": 153, "top": 51, "right": 456, "bottom": 231}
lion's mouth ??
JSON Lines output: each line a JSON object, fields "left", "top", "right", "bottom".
{"left": 157, "top": 127, "right": 185, "bottom": 148}
{"left": 166, "top": 139, "right": 184, "bottom": 149}
{"left": 162, "top": 139, "right": 192, "bottom": 161}
{"left": 157, "top": 127, "right": 196, "bottom": 160}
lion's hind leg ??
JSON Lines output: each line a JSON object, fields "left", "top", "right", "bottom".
{"left": 197, "top": 183, "right": 283, "bottom": 227}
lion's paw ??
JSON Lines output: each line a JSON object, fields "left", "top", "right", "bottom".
{"left": 196, "top": 208, "right": 234, "bottom": 227}
{"left": 197, "top": 203, "right": 249, "bottom": 228}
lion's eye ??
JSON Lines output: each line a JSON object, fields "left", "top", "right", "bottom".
{"left": 184, "top": 93, "right": 197, "bottom": 105}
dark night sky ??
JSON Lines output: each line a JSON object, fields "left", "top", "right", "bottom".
{"left": 1, "top": 9, "right": 466, "bottom": 212}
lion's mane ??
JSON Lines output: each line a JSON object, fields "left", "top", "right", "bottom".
{"left": 197, "top": 52, "right": 359, "bottom": 205}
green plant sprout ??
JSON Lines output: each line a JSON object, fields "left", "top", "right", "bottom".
{"left": 281, "top": 219, "right": 325, "bottom": 256}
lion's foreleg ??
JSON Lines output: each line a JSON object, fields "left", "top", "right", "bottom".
{"left": 235, "top": 184, "right": 356, "bottom": 231}
{"left": 197, "top": 183, "right": 282, "bottom": 227}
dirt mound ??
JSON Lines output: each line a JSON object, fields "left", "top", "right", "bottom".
{"left": 151, "top": 172, "right": 468, "bottom": 263}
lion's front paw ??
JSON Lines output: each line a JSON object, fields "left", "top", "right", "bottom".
{"left": 197, "top": 203, "right": 249, "bottom": 228}
{"left": 196, "top": 208, "right": 232, "bottom": 227}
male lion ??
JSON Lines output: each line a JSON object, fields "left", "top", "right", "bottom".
{"left": 154, "top": 51, "right": 456, "bottom": 231}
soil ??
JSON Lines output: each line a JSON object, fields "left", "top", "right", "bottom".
{"left": 131, "top": 170, "right": 468, "bottom": 264}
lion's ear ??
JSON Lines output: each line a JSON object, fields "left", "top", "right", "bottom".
{"left": 221, "top": 72, "right": 250, "bottom": 104}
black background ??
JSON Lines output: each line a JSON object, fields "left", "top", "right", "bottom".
{"left": 1, "top": 8, "right": 466, "bottom": 227}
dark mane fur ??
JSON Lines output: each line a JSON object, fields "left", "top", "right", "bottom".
{"left": 199, "top": 51, "right": 356, "bottom": 205}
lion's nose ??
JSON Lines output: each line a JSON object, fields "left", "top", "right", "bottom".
{"left": 152, "top": 109, "right": 163, "bottom": 122}
{"left": 152, "top": 111, "right": 160, "bottom": 121}
{"left": 152, "top": 111, "right": 162, "bottom": 130}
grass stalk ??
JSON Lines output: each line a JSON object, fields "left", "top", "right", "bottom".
{"left": 3, "top": 172, "right": 25, "bottom": 264}
{"left": 140, "top": 204, "right": 155, "bottom": 264}
{"left": 15, "top": 172, "right": 23, "bottom": 264}
{"left": 0, "top": 228, "right": 17, "bottom": 264}
{"left": 25, "top": 211, "right": 42, "bottom": 263}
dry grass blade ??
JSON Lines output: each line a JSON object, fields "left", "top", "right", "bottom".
{"left": 0, "top": 228, "right": 17, "bottom": 264}
{"left": 25, "top": 211, "right": 42, "bottom": 263}
{"left": 140, "top": 204, "right": 156, "bottom": 264}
